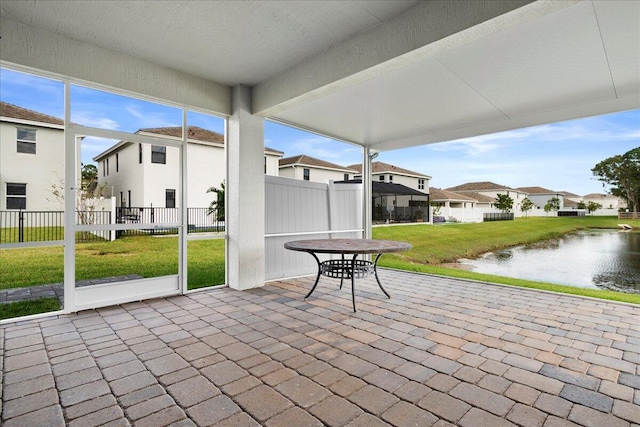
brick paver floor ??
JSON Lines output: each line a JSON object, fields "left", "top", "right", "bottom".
{"left": 1, "top": 270, "right": 639, "bottom": 426}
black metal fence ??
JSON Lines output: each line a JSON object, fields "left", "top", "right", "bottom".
{"left": 483, "top": 212, "right": 514, "bottom": 222}
{"left": 1, "top": 207, "right": 224, "bottom": 244}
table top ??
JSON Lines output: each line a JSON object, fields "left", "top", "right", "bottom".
{"left": 284, "top": 239, "right": 412, "bottom": 255}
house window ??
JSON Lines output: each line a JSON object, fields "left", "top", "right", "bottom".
{"left": 264, "top": 156, "right": 267, "bottom": 174}
{"left": 379, "top": 175, "right": 385, "bottom": 182}
{"left": 6, "top": 183, "right": 26, "bottom": 209}
{"left": 116, "top": 153, "right": 119, "bottom": 172}
{"left": 303, "top": 168, "right": 310, "bottom": 181}
{"left": 151, "top": 145, "right": 166, "bottom": 164}
{"left": 102, "top": 160, "right": 106, "bottom": 177}
{"left": 344, "top": 174, "right": 349, "bottom": 181}
{"left": 106, "top": 158, "right": 110, "bottom": 176}
{"left": 138, "top": 143, "right": 143, "bottom": 164}
{"left": 418, "top": 179, "right": 425, "bottom": 190}
{"left": 16, "top": 127, "right": 36, "bottom": 154}
{"left": 389, "top": 175, "right": 393, "bottom": 183}
{"left": 166, "top": 189, "right": 176, "bottom": 208}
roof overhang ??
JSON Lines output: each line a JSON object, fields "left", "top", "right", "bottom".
{"left": 0, "top": 1, "right": 637, "bottom": 151}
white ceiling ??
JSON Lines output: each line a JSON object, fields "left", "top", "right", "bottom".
{"left": 1, "top": 0, "right": 638, "bottom": 151}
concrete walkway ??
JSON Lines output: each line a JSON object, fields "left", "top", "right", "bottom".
{"left": 1, "top": 270, "right": 639, "bottom": 426}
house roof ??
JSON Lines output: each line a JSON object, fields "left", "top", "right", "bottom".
{"left": 559, "top": 191, "right": 581, "bottom": 198}
{"left": 279, "top": 154, "right": 357, "bottom": 173}
{"left": 582, "top": 193, "right": 615, "bottom": 199}
{"left": 0, "top": 101, "right": 63, "bottom": 126}
{"left": 563, "top": 199, "right": 579, "bottom": 208}
{"left": 429, "top": 188, "right": 478, "bottom": 203}
{"left": 337, "top": 180, "right": 428, "bottom": 197}
{"left": 516, "top": 186, "right": 559, "bottom": 195}
{"left": 348, "top": 161, "right": 431, "bottom": 179}
{"left": 464, "top": 192, "right": 497, "bottom": 203}
{"left": 446, "top": 181, "right": 518, "bottom": 193}
{"left": 94, "top": 126, "right": 284, "bottom": 161}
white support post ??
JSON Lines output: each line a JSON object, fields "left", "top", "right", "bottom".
{"left": 362, "top": 147, "right": 373, "bottom": 239}
{"left": 63, "top": 83, "right": 75, "bottom": 312}
{"left": 227, "top": 85, "right": 265, "bottom": 290}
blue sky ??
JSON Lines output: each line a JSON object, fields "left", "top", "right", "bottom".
{"left": 2, "top": 68, "right": 638, "bottom": 196}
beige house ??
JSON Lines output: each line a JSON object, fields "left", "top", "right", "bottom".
{"left": 279, "top": 154, "right": 356, "bottom": 183}
{"left": 94, "top": 126, "right": 283, "bottom": 209}
{"left": 0, "top": 102, "right": 65, "bottom": 211}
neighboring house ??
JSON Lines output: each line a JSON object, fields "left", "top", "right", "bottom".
{"left": 446, "top": 181, "right": 528, "bottom": 215}
{"left": 559, "top": 191, "right": 582, "bottom": 203}
{"left": 279, "top": 154, "right": 357, "bottom": 183}
{"left": 582, "top": 193, "right": 626, "bottom": 210}
{"left": 0, "top": 102, "right": 65, "bottom": 211}
{"left": 94, "top": 126, "right": 283, "bottom": 209}
{"left": 349, "top": 161, "right": 431, "bottom": 192}
{"left": 516, "top": 186, "right": 565, "bottom": 210}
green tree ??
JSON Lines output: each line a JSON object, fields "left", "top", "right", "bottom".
{"left": 494, "top": 194, "right": 514, "bottom": 213}
{"left": 587, "top": 201, "right": 602, "bottom": 214}
{"left": 545, "top": 197, "right": 560, "bottom": 215}
{"left": 592, "top": 147, "right": 640, "bottom": 211}
{"left": 520, "top": 197, "right": 534, "bottom": 218}
{"left": 576, "top": 200, "right": 587, "bottom": 210}
{"left": 207, "top": 181, "right": 225, "bottom": 221}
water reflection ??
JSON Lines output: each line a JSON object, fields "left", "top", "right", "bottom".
{"left": 460, "top": 230, "right": 640, "bottom": 293}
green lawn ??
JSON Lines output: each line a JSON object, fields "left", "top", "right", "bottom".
{"left": 0, "top": 236, "right": 225, "bottom": 290}
{"left": 1, "top": 216, "right": 638, "bottom": 320}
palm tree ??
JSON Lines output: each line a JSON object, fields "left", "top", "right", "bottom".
{"left": 207, "top": 181, "right": 225, "bottom": 221}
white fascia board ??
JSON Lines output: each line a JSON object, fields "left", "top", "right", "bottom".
{"left": 1, "top": 116, "right": 64, "bottom": 130}
{"left": 253, "top": 0, "right": 571, "bottom": 118}
{"left": 0, "top": 17, "right": 231, "bottom": 116}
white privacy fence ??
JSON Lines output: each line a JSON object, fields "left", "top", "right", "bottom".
{"left": 265, "top": 176, "right": 363, "bottom": 280}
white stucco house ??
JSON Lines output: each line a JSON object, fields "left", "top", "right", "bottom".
{"left": 0, "top": 101, "right": 65, "bottom": 211}
{"left": 279, "top": 154, "right": 357, "bottom": 183}
{"left": 94, "top": 126, "right": 283, "bottom": 209}
{"left": 516, "top": 186, "right": 565, "bottom": 210}
{"left": 349, "top": 161, "right": 431, "bottom": 192}
{"left": 446, "top": 181, "right": 529, "bottom": 216}
{"left": 582, "top": 193, "right": 627, "bottom": 210}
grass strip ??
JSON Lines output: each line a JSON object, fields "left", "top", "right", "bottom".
{"left": 0, "top": 298, "right": 61, "bottom": 321}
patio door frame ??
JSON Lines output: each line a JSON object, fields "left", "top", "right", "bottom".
{"left": 63, "top": 85, "right": 190, "bottom": 312}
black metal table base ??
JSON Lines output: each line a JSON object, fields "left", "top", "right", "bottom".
{"left": 304, "top": 253, "right": 390, "bottom": 312}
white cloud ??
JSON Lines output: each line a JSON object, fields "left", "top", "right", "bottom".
{"left": 72, "top": 111, "right": 120, "bottom": 130}
{"left": 126, "top": 105, "right": 178, "bottom": 129}
{"left": 290, "top": 137, "right": 359, "bottom": 163}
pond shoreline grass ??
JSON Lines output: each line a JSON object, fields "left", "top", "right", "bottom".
{"left": 374, "top": 216, "right": 640, "bottom": 305}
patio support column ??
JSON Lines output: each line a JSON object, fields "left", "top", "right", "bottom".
{"left": 362, "top": 146, "right": 373, "bottom": 239}
{"left": 227, "top": 85, "right": 265, "bottom": 290}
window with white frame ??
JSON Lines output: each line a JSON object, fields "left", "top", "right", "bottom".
{"left": 303, "top": 168, "right": 310, "bottom": 181}
{"left": 151, "top": 145, "right": 166, "bottom": 164}
{"left": 16, "top": 127, "right": 36, "bottom": 154}
{"left": 379, "top": 175, "right": 385, "bottom": 181}
{"left": 166, "top": 189, "right": 176, "bottom": 208}
{"left": 6, "top": 183, "right": 27, "bottom": 209}
{"left": 418, "top": 179, "right": 425, "bottom": 190}
{"left": 389, "top": 175, "right": 393, "bottom": 183}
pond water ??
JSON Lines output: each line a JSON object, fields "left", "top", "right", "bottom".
{"left": 459, "top": 229, "right": 640, "bottom": 293}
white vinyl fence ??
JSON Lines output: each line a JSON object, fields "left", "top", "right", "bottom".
{"left": 265, "top": 176, "right": 362, "bottom": 280}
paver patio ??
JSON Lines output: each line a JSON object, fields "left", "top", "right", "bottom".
{"left": 1, "top": 270, "right": 639, "bottom": 426}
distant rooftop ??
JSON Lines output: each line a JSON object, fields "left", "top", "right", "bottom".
{"left": 0, "top": 101, "right": 63, "bottom": 126}
{"left": 516, "top": 186, "right": 560, "bottom": 194}
{"left": 446, "top": 181, "right": 516, "bottom": 192}
{"left": 429, "top": 188, "right": 478, "bottom": 202}
{"left": 279, "top": 154, "right": 356, "bottom": 172}
{"left": 348, "top": 161, "right": 431, "bottom": 179}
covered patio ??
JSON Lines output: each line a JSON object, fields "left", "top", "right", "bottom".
{"left": 2, "top": 271, "right": 639, "bottom": 426}
{"left": 1, "top": 1, "right": 639, "bottom": 425}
